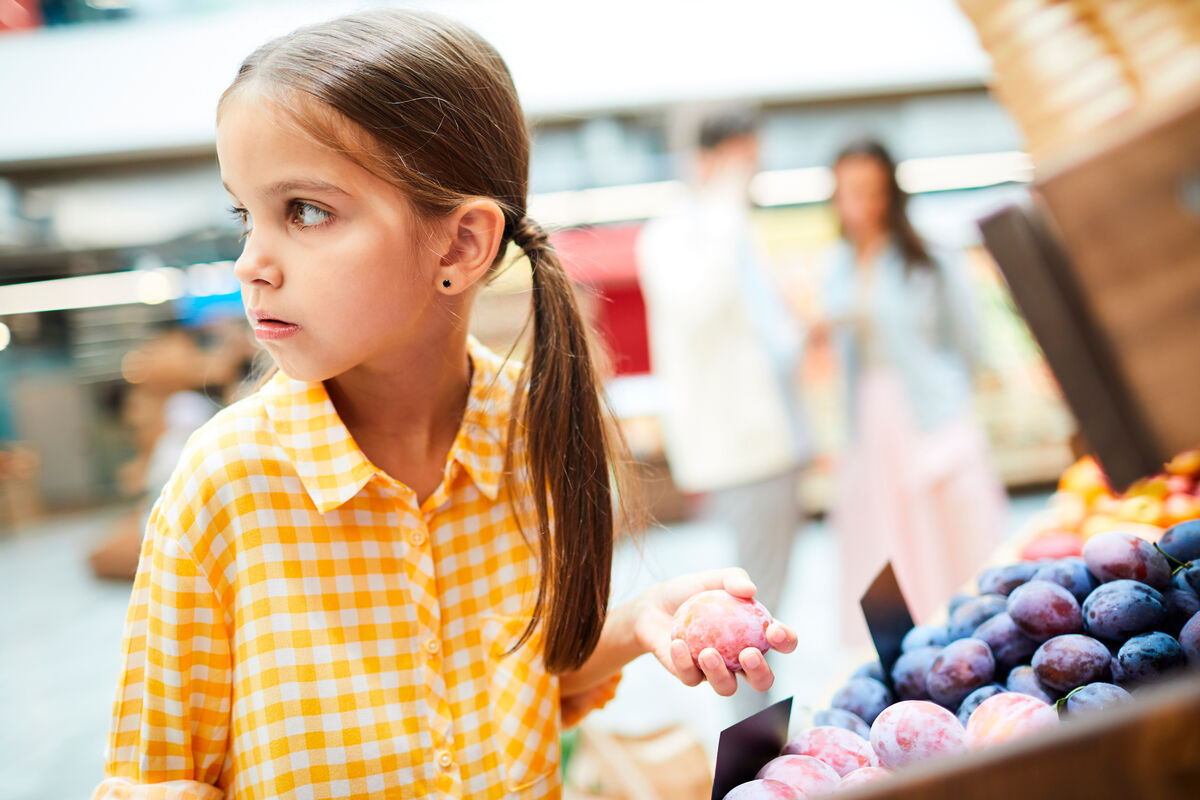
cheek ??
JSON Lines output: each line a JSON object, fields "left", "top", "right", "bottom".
{"left": 838, "top": 193, "right": 870, "bottom": 224}
{"left": 869, "top": 195, "right": 890, "bottom": 221}
{"left": 308, "top": 230, "right": 415, "bottom": 300}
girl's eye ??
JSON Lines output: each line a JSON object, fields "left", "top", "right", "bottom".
{"left": 291, "top": 201, "right": 331, "bottom": 228}
{"left": 228, "top": 206, "right": 252, "bottom": 239}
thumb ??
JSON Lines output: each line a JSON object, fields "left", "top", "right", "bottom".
{"left": 722, "top": 568, "right": 757, "bottom": 600}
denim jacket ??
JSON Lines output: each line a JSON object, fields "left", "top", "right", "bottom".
{"left": 822, "top": 238, "right": 981, "bottom": 434}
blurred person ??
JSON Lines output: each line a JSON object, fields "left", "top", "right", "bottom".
{"left": 819, "top": 138, "right": 1007, "bottom": 634}
{"left": 638, "top": 111, "right": 811, "bottom": 711}
{"left": 88, "top": 323, "right": 252, "bottom": 580}
{"left": 94, "top": 12, "right": 799, "bottom": 800}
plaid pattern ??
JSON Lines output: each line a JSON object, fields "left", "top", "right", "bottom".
{"left": 94, "top": 338, "right": 599, "bottom": 800}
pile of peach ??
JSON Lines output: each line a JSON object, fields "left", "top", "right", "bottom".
{"left": 723, "top": 694, "right": 1064, "bottom": 799}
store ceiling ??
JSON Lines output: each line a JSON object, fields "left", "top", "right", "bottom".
{"left": 1, "top": 0, "right": 990, "bottom": 168}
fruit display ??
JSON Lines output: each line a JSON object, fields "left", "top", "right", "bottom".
{"left": 670, "top": 590, "right": 773, "bottom": 671}
{"left": 721, "top": 507, "right": 1200, "bottom": 799}
{"left": 719, "top": 451, "right": 1200, "bottom": 799}
{"left": 1019, "top": 451, "right": 1200, "bottom": 559}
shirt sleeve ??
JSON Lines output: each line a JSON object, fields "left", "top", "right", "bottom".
{"left": 94, "top": 503, "right": 233, "bottom": 800}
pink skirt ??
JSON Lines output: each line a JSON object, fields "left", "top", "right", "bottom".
{"left": 832, "top": 367, "right": 1008, "bottom": 643}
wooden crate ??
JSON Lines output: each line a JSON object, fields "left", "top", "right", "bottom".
{"left": 835, "top": 675, "right": 1200, "bottom": 800}
{"left": 979, "top": 86, "right": 1200, "bottom": 488}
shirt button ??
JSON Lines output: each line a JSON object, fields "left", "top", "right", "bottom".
{"left": 409, "top": 530, "right": 426, "bottom": 547}
{"left": 425, "top": 638, "right": 441, "bottom": 655}
{"left": 437, "top": 750, "right": 454, "bottom": 770}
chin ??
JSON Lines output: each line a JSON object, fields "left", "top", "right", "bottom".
{"left": 269, "top": 355, "right": 338, "bottom": 384}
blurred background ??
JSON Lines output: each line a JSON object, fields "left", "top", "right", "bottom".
{"left": 0, "top": 1, "right": 1077, "bottom": 798}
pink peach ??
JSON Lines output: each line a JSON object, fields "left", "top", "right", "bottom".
{"left": 837, "top": 766, "right": 891, "bottom": 789}
{"left": 723, "top": 779, "right": 802, "bottom": 800}
{"left": 671, "top": 589, "right": 772, "bottom": 671}
{"left": 782, "top": 726, "right": 877, "bottom": 777}
{"left": 965, "top": 692, "right": 1059, "bottom": 749}
{"left": 868, "top": 700, "right": 966, "bottom": 770}
{"left": 755, "top": 755, "right": 840, "bottom": 797}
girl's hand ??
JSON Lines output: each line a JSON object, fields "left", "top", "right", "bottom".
{"left": 633, "top": 568, "right": 798, "bottom": 697}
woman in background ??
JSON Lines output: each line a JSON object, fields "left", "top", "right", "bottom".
{"left": 821, "top": 138, "right": 1007, "bottom": 634}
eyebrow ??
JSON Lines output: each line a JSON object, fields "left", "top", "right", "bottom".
{"left": 222, "top": 178, "right": 350, "bottom": 198}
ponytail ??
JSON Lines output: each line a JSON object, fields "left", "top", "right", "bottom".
{"left": 506, "top": 216, "right": 616, "bottom": 674}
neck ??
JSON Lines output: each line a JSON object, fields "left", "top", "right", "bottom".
{"left": 852, "top": 228, "right": 889, "bottom": 265}
{"left": 324, "top": 328, "right": 472, "bottom": 461}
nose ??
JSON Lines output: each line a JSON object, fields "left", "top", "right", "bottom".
{"left": 233, "top": 230, "right": 283, "bottom": 288}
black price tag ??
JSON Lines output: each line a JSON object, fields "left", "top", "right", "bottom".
{"left": 859, "top": 562, "right": 915, "bottom": 684}
{"left": 710, "top": 697, "right": 793, "bottom": 800}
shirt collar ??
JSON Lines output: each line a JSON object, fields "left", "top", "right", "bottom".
{"left": 451, "top": 335, "right": 515, "bottom": 502}
{"left": 263, "top": 336, "right": 515, "bottom": 513}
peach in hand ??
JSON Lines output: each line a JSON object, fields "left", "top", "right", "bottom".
{"left": 671, "top": 589, "right": 773, "bottom": 671}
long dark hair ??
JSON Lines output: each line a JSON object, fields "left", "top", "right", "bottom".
{"left": 833, "top": 138, "right": 931, "bottom": 270}
{"left": 220, "top": 9, "right": 622, "bottom": 673}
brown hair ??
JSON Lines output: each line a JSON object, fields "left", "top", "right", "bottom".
{"left": 833, "top": 138, "right": 931, "bottom": 271}
{"left": 220, "top": 9, "right": 620, "bottom": 673}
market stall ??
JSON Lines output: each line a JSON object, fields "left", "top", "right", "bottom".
{"left": 703, "top": 1, "right": 1200, "bottom": 797}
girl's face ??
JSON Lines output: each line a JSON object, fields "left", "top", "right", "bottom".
{"left": 832, "top": 155, "right": 892, "bottom": 243}
{"left": 217, "top": 92, "right": 444, "bottom": 383}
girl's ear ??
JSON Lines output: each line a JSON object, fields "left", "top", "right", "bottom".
{"left": 435, "top": 199, "right": 506, "bottom": 294}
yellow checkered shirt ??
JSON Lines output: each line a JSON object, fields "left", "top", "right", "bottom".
{"left": 94, "top": 338, "right": 610, "bottom": 800}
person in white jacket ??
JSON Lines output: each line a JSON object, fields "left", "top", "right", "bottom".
{"left": 638, "top": 112, "right": 811, "bottom": 706}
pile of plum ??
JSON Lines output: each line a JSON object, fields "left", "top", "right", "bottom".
{"left": 722, "top": 520, "right": 1200, "bottom": 799}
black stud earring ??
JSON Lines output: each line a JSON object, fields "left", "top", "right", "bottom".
{"left": 442, "top": 279, "right": 451, "bottom": 288}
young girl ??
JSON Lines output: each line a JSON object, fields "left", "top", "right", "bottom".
{"left": 94, "top": 10, "right": 796, "bottom": 800}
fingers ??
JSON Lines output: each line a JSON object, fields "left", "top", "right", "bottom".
{"left": 739, "top": 648, "right": 775, "bottom": 693}
{"left": 674, "top": 642, "right": 782, "bottom": 695}
{"left": 669, "top": 639, "right": 705, "bottom": 687}
{"left": 698, "top": 648, "right": 739, "bottom": 696}
{"left": 766, "top": 621, "right": 798, "bottom": 654}
{"left": 720, "top": 568, "right": 757, "bottom": 599}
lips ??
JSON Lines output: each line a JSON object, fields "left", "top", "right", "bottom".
{"left": 248, "top": 310, "right": 301, "bottom": 341}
